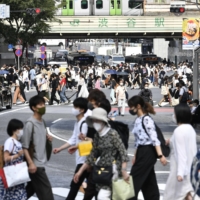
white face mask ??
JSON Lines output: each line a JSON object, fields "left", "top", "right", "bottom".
{"left": 17, "top": 130, "right": 23, "bottom": 140}
{"left": 93, "top": 122, "right": 103, "bottom": 132}
{"left": 144, "top": 87, "right": 148, "bottom": 89}
{"left": 120, "top": 83, "right": 123, "bottom": 86}
{"left": 172, "top": 114, "right": 177, "bottom": 124}
{"left": 72, "top": 108, "right": 81, "bottom": 116}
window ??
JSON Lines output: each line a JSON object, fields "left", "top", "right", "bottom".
{"left": 81, "top": 0, "right": 88, "bottom": 9}
{"left": 117, "top": 0, "right": 121, "bottom": 9}
{"left": 154, "top": 0, "right": 166, "bottom": 3}
{"left": 69, "top": 0, "right": 73, "bottom": 9}
{"left": 111, "top": 0, "right": 114, "bottom": 9}
{"left": 63, "top": 0, "right": 67, "bottom": 9}
{"left": 96, "top": 0, "right": 103, "bottom": 9}
{"left": 129, "top": 0, "right": 141, "bottom": 9}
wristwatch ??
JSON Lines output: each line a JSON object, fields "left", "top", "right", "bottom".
{"left": 158, "top": 155, "right": 163, "bottom": 159}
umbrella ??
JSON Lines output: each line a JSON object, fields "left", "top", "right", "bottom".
{"left": 105, "top": 69, "right": 117, "bottom": 74}
{"left": 164, "top": 70, "right": 175, "bottom": 78}
{"left": 0, "top": 70, "right": 9, "bottom": 75}
{"left": 34, "top": 62, "right": 44, "bottom": 65}
{"left": 117, "top": 71, "right": 129, "bottom": 76}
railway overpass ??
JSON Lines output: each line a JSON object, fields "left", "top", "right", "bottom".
{"left": 43, "top": 15, "right": 187, "bottom": 39}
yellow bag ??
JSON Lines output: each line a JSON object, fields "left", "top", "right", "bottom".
{"left": 78, "top": 141, "right": 92, "bottom": 156}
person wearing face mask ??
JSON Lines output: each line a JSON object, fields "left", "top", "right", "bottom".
{"left": 53, "top": 98, "right": 90, "bottom": 200}
{"left": 2, "top": 119, "right": 26, "bottom": 199}
{"left": 21, "top": 95, "right": 54, "bottom": 200}
{"left": 138, "top": 83, "right": 153, "bottom": 106}
{"left": 164, "top": 104, "right": 197, "bottom": 200}
{"left": 116, "top": 79, "right": 126, "bottom": 116}
{"left": 128, "top": 96, "right": 167, "bottom": 200}
{"left": 74, "top": 107, "right": 129, "bottom": 200}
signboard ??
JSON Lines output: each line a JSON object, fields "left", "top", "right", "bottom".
{"left": 0, "top": 4, "right": 10, "bottom": 19}
{"left": 8, "top": 44, "right": 13, "bottom": 51}
{"left": 182, "top": 18, "right": 200, "bottom": 50}
{"left": 40, "top": 46, "right": 46, "bottom": 52}
{"left": 15, "top": 45, "right": 22, "bottom": 49}
{"left": 15, "top": 49, "right": 22, "bottom": 57}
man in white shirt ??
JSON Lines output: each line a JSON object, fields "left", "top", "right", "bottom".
{"left": 23, "top": 66, "right": 29, "bottom": 92}
{"left": 54, "top": 65, "right": 60, "bottom": 75}
{"left": 53, "top": 98, "right": 89, "bottom": 200}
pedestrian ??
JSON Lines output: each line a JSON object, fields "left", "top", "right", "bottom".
{"left": 29, "top": 66, "right": 36, "bottom": 89}
{"left": 49, "top": 74, "right": 60, "bottom": 105}
{"left": 128, "top": 95, "right": 167, "bottom": 200}
{"left": 116, "top": 79, "right": 126, "bottom": 116}
{"left": 95, "top": 76, "right": 101, "bottom": 90}
{"left": 59, "top": 74, "right": 69, "bottom": 104}
{"left": 159, "top": 67, "right": 166, "bottom": 88}
{"left": 179, "top": 80, "right": 188, "bottom": 104}
{"left": 163, "top": 104, "right": 197, "bottom": 200}
{"left": 76, "top": 74, "right": 85, "bottom": 98}
{"left": 66, "top": 68, "right": 72, "bottom": 91}
{"left": 53, "top": 97, "right": 89, "bottom": 200}
{"left": 23, "top": 66, "right": 29, "bottom": 92}
{"left": 138, "top": 82, "right": 153, "bottom": 105}
{"left": 21, "top": 95, "right": 54, "bottom": 200}
{"left": 12, "top": 70, "right": 26, "bottom": 105}
{"left": 38, "top": 74, "right": 49, "bottom": 103}
{"left": 1, "top": 119, "right": 26, "bottom": 200}
{"left": 73, "top": 107, "right": 129, "bottom": 200}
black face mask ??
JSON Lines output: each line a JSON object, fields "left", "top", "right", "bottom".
{"left": 88, "top": 102, "right": 94, "bottom": 111}
{"left": 129, "top": 109, "right": 137, "bottom": 115}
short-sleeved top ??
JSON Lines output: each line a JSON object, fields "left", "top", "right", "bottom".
{"left": 21, "top": 116, "right": 47, "bottom": 167}
{"left": 4, "top": 137, "right": 22, "bottom": 155}
{"left": 132, "top": 115, "right": 160, "bottom": 148}
{"left": 60, "top": 78, "right": 66, "bottom": 85}
{"left": 116, "top": 85, "right": 126, "bottom": 99}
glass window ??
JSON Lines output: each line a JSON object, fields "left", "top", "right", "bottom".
{"left": 129, "top": 0, "right": 141, "bottom": 9}
{"left": 154, "top": 0, "right": 166, "bottom": 3}
{"left": 69, "top": 0, "right": 73, "bottom": 9}
{"left": 96, "top": 0, "right": 103, "bottom": 9}
{"left": 117, "top": 0, "right": 121, "bottom": 9}
{"left": 63, "top": 0, "right": 67, "bottom": 9}
{"left": 81, "top": 0, "right": 88, "bottom": 9}
{"left": 111, "top": 0, "right": 114, "bottom": 9}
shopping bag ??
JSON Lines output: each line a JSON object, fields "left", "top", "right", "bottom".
{"left": 0, "top": 169, "right": 8, "bottom": 188}
{"left": 161, "top": 86, "right": 168, "bottom": 95}
{"left": 171, "top": 97, "right": 179, "bottom": 106}
{"left": 78, "top": 141, "right": 92, "bottom": 156}
{"left": 112, "top": 176, "right": 135, "bottom": 200}
{"left": 3, "top": 162, "right": 30, "bottom": 188}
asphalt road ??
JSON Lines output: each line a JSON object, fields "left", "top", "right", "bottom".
{"left": 0, "top": 86, "right": 199, "bottom": 200}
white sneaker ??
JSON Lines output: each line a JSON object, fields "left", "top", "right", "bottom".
{"left": 26, "top": 91, "right": 29, "bottom": 93}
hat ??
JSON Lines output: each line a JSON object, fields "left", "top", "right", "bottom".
{"left": 86, "top": 108, "right": 108, "bottom": 128}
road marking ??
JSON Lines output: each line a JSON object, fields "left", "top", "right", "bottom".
{"left": 47, "top": 127, "right": 68, "bottom": 142}
{"left": 0, "top": 107, "right": 28, "bottom": 116}
{"left": 52, "top": 118, "right": 62, "bottom": 124}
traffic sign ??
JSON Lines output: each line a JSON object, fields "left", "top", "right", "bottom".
{"left": 15, "top": 49, "right": 22, "bottom": 57}
{"left": 15, "top": 45, "right": 22, "bottom": 49}
{"left": 8, "top": 44, "right": 13, "bottom": 51}
{"left": 0, "top": 4, "right": 10, "bottom": 19}
{"left": 41, "top": 53, "right": 46, "bottom": 60}
{"left": 40, "top": 46, "right": 46, "bottom": 52}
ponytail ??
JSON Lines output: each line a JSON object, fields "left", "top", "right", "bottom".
{"left": 143, "top": 102, "right": 155, "bottom": 115}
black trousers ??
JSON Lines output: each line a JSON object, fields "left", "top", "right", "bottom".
{"left": 83, "top": 169, "right": 98, "bottom": 200}
{"left": 129, "top": 145, "right": 159, "bottom": 200}
{"left": 26, "top": 167, "right": 54, "bottom": 200}
{"left": 50, "top": 90, "right": 59, "bottom": 104}
{"left": 66, "top": 164, "right": 90, "bottom": 200}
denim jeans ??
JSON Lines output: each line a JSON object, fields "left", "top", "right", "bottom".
{"left": 60, "top": 85, "right": 67, "bottom": 102}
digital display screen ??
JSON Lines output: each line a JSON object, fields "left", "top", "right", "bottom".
{"left": 143, "top": 57, "right": 157, "bottom": 61}
{"left": 77, "top": 57, "right": 90, "bottom": 60}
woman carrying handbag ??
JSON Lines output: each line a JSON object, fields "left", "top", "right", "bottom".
{"left": 1, "top": 119, "right": 27, "bottom": 200}
{"left": 73, "top": 108, "right": 130, "bottom": 200}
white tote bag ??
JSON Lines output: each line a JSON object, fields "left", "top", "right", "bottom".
{"left": 161, "top": 86, "right": 168, "bottom": 95}
{"left": 3, "top": 162, "right": 30, "bottom": 188}
{"left": 172, "top": 97, "right": 179, "bottom": 106}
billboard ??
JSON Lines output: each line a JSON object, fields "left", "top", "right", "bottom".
{"left": 182, "top": 18, "right": 200, "bottom": 50}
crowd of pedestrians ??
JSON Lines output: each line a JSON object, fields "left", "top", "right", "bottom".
{"left": 0, "top": 59, "right": 199, "bottom": 200}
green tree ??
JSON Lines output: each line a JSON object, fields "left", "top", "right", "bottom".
{"left": 0, "top": 0, "right": 61, "bottom": 64}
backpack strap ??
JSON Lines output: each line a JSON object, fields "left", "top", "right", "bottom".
{"left": 141, "top": 115, "right": 150, "bottom": 138}
{"left": 80, "top": 120, "right": 86, "bottom": 133}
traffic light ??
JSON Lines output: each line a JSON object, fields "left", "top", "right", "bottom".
{"left": 26, "top": 8, "right": 41, "bottom": 15}
{"left": 170, "top": 2, "right": 185, "bottom": 14}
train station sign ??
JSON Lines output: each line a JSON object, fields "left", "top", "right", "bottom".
{"left": 49, "top": 16, "right": 186, "bottom": 34}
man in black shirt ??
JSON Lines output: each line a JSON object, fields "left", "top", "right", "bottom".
{"left": 49, "top": 74, "right": 60, "bottom": 105}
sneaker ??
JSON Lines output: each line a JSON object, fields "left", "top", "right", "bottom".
{"left": 26, "top": 91, "right": 29, "bottom": 93}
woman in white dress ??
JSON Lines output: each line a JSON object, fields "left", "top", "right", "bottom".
{"left": 163, "top": 104, "right": 197, "bottom": 200}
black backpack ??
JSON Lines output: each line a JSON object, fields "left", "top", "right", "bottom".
{"left": 142, "top": 115, "right": 170, "bottom": 157}
{"left": 181, "top": 87, "right": 189, "bottom": 103}
{"left": 80, "top": 121, "right": 96, "bottom": 140}
{"left": 108, "top": 120, "right": 129, "bottom": 150}
{"left": 159, "top": 71, "right": 165, "bottom": 79}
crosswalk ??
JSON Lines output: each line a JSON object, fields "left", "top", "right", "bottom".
{"left": 29, "top": 184, "right": 166, "bottom": 200}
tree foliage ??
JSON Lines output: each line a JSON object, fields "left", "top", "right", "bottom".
{"left": 0, "top": 0, "right": 61, "bottom": 57}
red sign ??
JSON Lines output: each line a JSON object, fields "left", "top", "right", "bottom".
{"left": 40, "top": 46, "right": 46, "bottom": 52}
{"left": 15, "top": 49, "right": 22, "bottom": 57}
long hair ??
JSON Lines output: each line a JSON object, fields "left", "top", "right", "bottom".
{"left": 128, "top": 95, "right": 155, "bottom": 115}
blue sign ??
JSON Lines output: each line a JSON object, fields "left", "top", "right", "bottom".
{"left": 15, "top": 49, "right": 22, "bottom": 57}
{"left": 41, "top": 53, "right": 46, "bottom": 60}
{"left": 8, "top": 44, "right": 13, "bottom": 51}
